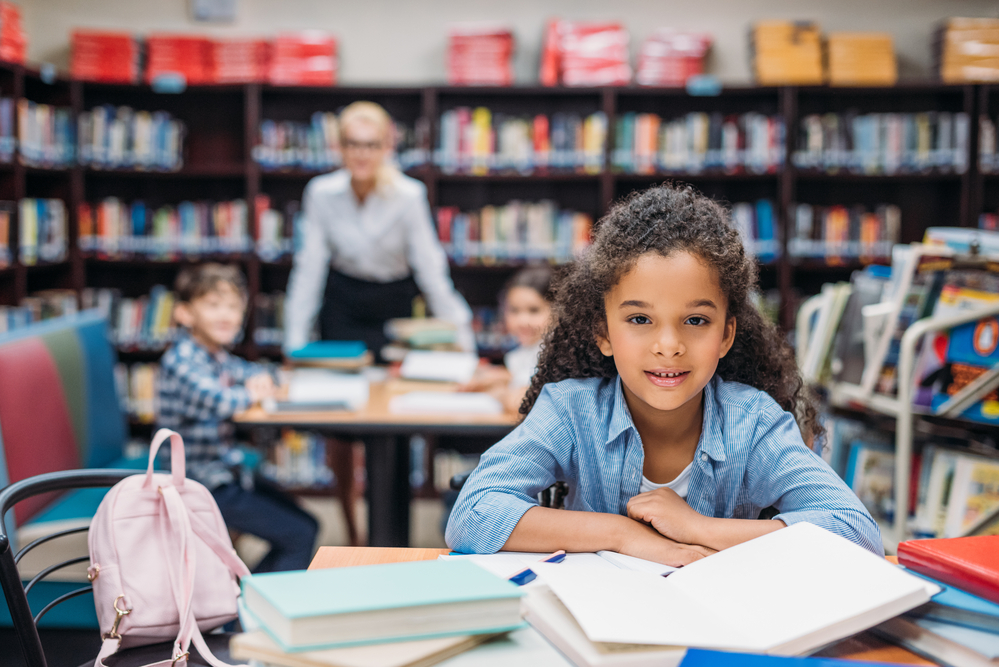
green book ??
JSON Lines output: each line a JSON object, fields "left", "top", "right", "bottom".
{"left": 241, "top": 560, "right": 525, "bottom": 653}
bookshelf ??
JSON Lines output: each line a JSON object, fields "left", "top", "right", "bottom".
{"left": 0, "top": 67, "right": 991, "bottom": 351}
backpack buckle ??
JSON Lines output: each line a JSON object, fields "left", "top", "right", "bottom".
{"left": 102, "top": 594, "right": 132, "bottom": 640}
{"left": 171, "top": 651, "right": 190, "bottom": 665}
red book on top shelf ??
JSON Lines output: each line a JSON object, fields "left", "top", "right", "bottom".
{"left": 71, "top": 30, "right": 139, "bottom": 83}
{"left": 540, "top": 20, "right": 631, "bottom": 87}
{"left": 269, "top": 31, "right": 337, "bottom": 86}
{"left": 897, "top": 535, "right": 999, "bottom": 605}
{"left": 211, "top": 38, "right": 271, "bottom": 83}
{"left": 447, "top": 25, "right": 514, "bottom": 86}
{"left": 146, "top": 34, "right": 212, "bottom": 85}
{"left": 0, "top": 2, "right": 25, "bottom": 65}
{"left": 636, "top": 29, "right": 711, "bottom": 87}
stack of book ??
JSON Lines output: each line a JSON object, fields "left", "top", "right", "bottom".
{"left": 0, "top": 3, "right": 25, "bottom": 64}
{"left": 935, "top": 17, "right": 999, "bottom": 84}
{"left": 254, "top": 195, "right": 301, "bottom": 262}
{"left": 730, "top": 200, "right": 779, "bottom": 262}
{"left": 827, "top": 32, "right": 898, "bottom": 86}
{"left": 612, "top": 111, "right": 784, "bottom": 175}
{"left": 751, "top": 21, "right": 824, "bottom": 85}
{"left": 793, "top": 111, "right": 971, "bottom": 175}
{"left": 542, "top": 20, "right": 631, "bottom": 87}
{"left": 0, "top": 200, "right": 9, "bottom": 267}
{"left": 82, "top": 285, "right": 179, "bottom": 351}
{"left": 253, "top": 291, "right": 285, "bottom": 347}
{"left": 78, "top": 197, "right": 250, "bottom": 258}
{"left": 77, "top": 105, "right": 186, "bottom": 171}
{"left": 113, "top": 362, "right": 159, "bottom": 423}
{"left": 635, "top": 29, "right": 712, "bottom": 87}
{"left": 447, "top": 25, "right": 514, "bottom": 86}
{"left": 269, "top": 31, "right": 337, "bottom": 86}
{"left": 435, "top": 108, "right": 607, "bottom": 174}
{"left": 874, "top": 535, "right": 999, "bottom": 666}
{"left": 17, "top": 100, "right": 74, "bottom": 168}
{"left": 980, "top": 115, "right": 998, "bottom": 174}
{"left": 789, "top": 203, "right": 899, "bottom": 263}
{"left": 259, "top": 430, "right": 335, "bottom": 489}
{"left": 212, "top": 38, "right": 271, "bottom": 84}
{"left": 232, "top": 560, "right": 523, "bottom": 667}
{"left": 71, "top": 30, "right": 139, "bottom": 83}
{"left": 436, "top": 201, "right": 592, "bottom": 265}
{"left": 145, "top": 34, "right": 213, "bottom": 85}
{"left": 19, "top": 198, "right": 66, "bottom": 266}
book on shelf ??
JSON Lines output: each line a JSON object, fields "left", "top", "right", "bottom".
{"left": 0, "top": 96, "right": 14, "bottom": 163}
{"left": 981, "top": 115, "right": 999, "bottom": 174}
{"left": 432, "top": 450, "right": 479, "bottom": 493}
{"left": 436, "top": 201, "right": 592, "bottom": 265}
{"left": 240, "top": 559, "right": 524, "bottom": 652}
{"left": 935, "top": 17, "right": 999, "bottom": 84}
{"left": 788, "top": 203, "right": 899, "bottom": 264}
{"left": 114, "top": 361, "right": 159, "bottom": 424}
{"left": 540, "top": 20, "right": 632, "bottom": 87}
{"left": 77, "top": 105, "right": 185, "bottom": 171}
{"left": 17, "top": 99, "right": 74, "bottom": 168}
{"left": 0, "top": 289, "right": 77, "bottom": 334}
{"left": 435, "top": 107, "right": 606, "bottom": 175}
{"left": 612, "top": 112, "right": 784, "bottom": 175}
{"left": 793, "top": 111, "right": 971, "bottom": 175}
{"left": 71, "top": 30, "right": 140, "bottom": 84}
{"left": 751, "top": 21, "right": 824, "bottom": 85}
{"left": 255, "top": 196, "right": 301, "bottom": 261}
{"left": 827, "top": 32, "right": 897, "bottom": 86}
{"left": 79, "top": 198, "right": 251, "bottom": 258}
{"left": 269, "top": 31, "right": 338, "bottom": 86}
{"left": 18, "top": 198, "right": 67, "bottom": 266}
{"left": 635, "top": 29, "right": 711, "bottom": 87}
{"left": 212, "top": 38, "right": 271, "bottom": 84}
{"left": 0, "top": 2, "right": 24, "bottom": 65}
{"left": 730, "top": 200, "right": 779, "bottom": 262}
{"left": 259, "top": 430, "right": 335, "bottom": 489}
{"left": 82, "top": 286, "right": 179, "bottom": 350}
{"left": 145, "top": 34, "right": 213, "bottom": 85}
{"left": 254, "top": 291, "right": 286, "bottom": 347}
{"left": 0, "top": 199, "right": 10, "bottom": 268}
{"left": 798, "top": 281, "right": 852, "bottom": 384}
{"left": 928, "top": 298, "right": 999, "bottom": 426}
{"left": 447, "top": 24, "right": 514, "bottom": 86}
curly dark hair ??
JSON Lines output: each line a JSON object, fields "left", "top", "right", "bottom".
{"left": 521, "top": 183, "right": 822, "bottom": 444}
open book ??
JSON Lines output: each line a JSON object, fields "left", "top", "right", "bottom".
{"left": 519, "top": 523, "right": 935, "bottom": 667}
{"left": 439, "top": 549, "right": 677, "bottom": 579}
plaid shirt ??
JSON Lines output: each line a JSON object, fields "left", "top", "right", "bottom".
{"left": 156, "top": 330, "right": 262, "bottom": 489}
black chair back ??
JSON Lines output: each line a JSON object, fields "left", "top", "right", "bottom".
{"left": 0, "top": 469, "right": 133, "bottom": 667}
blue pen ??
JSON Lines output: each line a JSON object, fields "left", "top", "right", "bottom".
{"left": 507, "top": 550, "right": 566, "bottom": 586}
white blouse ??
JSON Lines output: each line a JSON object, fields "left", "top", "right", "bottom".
{"left": 638, "top": 461, "right": 693, "bottom": 498}
{"left": 283, "top": 169, "right": 473, "bottom": 352}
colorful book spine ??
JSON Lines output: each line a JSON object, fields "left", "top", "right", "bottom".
{"left": 794, "top": 111, "right": 971, "bottom": 175}
{"left": 17, "top": 100, "right": 75, "bottom": 168}
{"left": 77, "top": 105, "right": 185, "bottom": 171}
{"left": 436, "top": 201, "right": 592, "bottom": 264}
{"left": 789, "top": 203, "right": 899, "bottom": 263}
{"left": 113, "top": 361, "right": 160, "bottom": 423}
{"left": 253, "top": 291, "right": 285, "bottom": 346}
{"left": 82, "top": 285, "right": 180, "bottom": 350}
{"left": 254, "top": 195, "right": 301, "bottom": 261}
{"left": 260, "top": 430, "right": 335, "bottom": 488}
{"left": 435, "top": 108, "right": 607, "bottom": 175}
{"left": 613, "top": 112, "right": 785, "bottom": 175}
{"left": 79, "top": 198, "right": 250, "bottom": 258}
{"left": 18, "top": 198, "right": 67, "bottom": 266}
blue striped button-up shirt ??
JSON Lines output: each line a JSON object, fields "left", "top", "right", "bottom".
{"left": 446, "top": 374, "right": 883, "bottom": 556}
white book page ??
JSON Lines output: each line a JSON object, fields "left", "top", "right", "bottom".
{"left": 283, "top": 369, "right": 369, "bottom": 409}
{"left": 389, "top": 391, "right": 503, "bottom": 415}
{"left": 400, "top": 351, "right": 479, "bottom": 383}
{"left": 596, "top": 551, "right": 678, "bottom": 576}
{"left": 438, "top": 552, "right": 617, "bottom": 584}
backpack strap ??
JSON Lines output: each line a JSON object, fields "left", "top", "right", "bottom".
{"left": 144, "top": 428, "right": 187, "bottom": 489}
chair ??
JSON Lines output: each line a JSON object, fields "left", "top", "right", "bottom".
{"left": 0, "top": 469, "right": 234, "bottom": 667}
{"left": 450, "top": 473, "right": 568, "bottom": 509}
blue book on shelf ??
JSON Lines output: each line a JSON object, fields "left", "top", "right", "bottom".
{"left": 288, "top": 341, "right": 367, "bottom": 360}
{"left": 755, "top": 199, "right": 776, "bottom": 262}
{"left": 240, "top": 559, "right": 525, "bottom": 652}
{"left": 903, "top": 568, "right": 999, "bottom": 634}
{"left": 680, "top": 649, "right": 906, "bottom": 666}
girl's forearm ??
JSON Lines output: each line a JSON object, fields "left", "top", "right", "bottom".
{"left": 696, "top": 517, "right": 786, "bottom": 551}
{"left": 503, "top": 506, "right": 633, "bottom": 553}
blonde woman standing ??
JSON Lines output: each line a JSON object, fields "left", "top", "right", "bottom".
{"left": 284, "top": 101, "right": 474, "bottom": 360}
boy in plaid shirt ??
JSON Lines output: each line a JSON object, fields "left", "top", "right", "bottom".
{"left": 157, "top": 263, "right": 318, "bottom": 572}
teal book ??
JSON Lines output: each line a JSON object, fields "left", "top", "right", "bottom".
{"left": 904, "top": 568, "right": 999, "bottom": 634}
{"left": 680, "top": 649, "right": 900, "bottom": 666}
{"left": 241, "top": 559, "right": 525, "bottom": 653}
{"left": 288, "top": 341, "right": 367, "bottom": 360}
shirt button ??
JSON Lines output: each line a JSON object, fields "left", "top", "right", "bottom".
{"left": 701, "top": 453, "right": 709, "bottom": 462}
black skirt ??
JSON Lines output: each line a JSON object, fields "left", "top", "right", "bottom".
{"left": 319, "top": 269, "right": 420, "bottom": 362}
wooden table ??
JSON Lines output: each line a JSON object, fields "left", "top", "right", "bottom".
{"left": 236, "top": 380, "right": 518, "bottom": 547}
{"left": 309, "top": 547, "right": 935, "bottom": 666}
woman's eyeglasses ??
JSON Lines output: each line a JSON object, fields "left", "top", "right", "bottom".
{"left": 343, "top": 139, "right": 385, "bottom": 152}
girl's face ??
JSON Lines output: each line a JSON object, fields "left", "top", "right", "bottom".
{"left": 504, "top": 286, "right": 552, "bottom": 348}
{"left": 596, "top": 251, "right": 736, "bottom": 419}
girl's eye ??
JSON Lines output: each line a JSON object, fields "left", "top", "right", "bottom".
{"left": 628, "top": 315, "right": 651, "bottom": 325}
{"left": 685, "top": 316, "right": 708, "bottom": 326}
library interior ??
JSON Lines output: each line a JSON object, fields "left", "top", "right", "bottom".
{"left": 4, "top": 1, "right": 999, "bottom": 666}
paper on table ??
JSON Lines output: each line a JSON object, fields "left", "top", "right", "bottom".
{"left": 282, "top": 369, "right": 370, "bottom": 410}
{"left": 595, "top": 551, "right": 677, "bottom": 577}
{"left": 533, "top": 523, "right": 935, "bottom": 654}
{"left": 439, "top": 552, "right": 619, "bottom": 583}
{"left": 400, "top": 351, "right": 479, "bottom": 384}
{"left": 390, "top": 392, "right": 503, "bottom": 415}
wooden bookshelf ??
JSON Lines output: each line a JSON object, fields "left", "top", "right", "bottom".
{"left": 0, "top": 70, "right": 993, "bottom": 346}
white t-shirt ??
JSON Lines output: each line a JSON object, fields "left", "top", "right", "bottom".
{"left": 505, "top": 342, "right": 542, "bottom": 388}
{"left": 639, "top": 460, "right": 693, "bottom": 498}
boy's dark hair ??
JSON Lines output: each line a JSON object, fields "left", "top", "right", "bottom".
{"left": 174, "top": 263, "right": 247, "bottom": 303}
{"left": 523, "top": 183, "right": 821, "bottom": 444}
{"left": 502, "top": 264, "right": 555, "bottom": 303}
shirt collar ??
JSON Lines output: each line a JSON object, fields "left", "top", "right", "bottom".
{"left": 177, "top": 329, "right": 227, "bottom": 364}
{"left": 605, "top": 374, "right": 727, "bottom": 463}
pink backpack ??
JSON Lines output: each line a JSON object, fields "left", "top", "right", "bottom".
{"left": 88, "top": 429, "right": 251, "bottom": 667}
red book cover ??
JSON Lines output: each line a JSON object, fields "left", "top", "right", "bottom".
{"left": 897, "top": 535, "right": 999, "bottom": 604}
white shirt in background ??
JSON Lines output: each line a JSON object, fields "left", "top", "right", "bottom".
{"left": 505, "top": 341, "right": 542, "bottom": 388}
{"left": 638, "top": 460, "right": 693, "bottom": 498}
{"left": 283, "top": 169, "right": 474, "bottom": 353}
